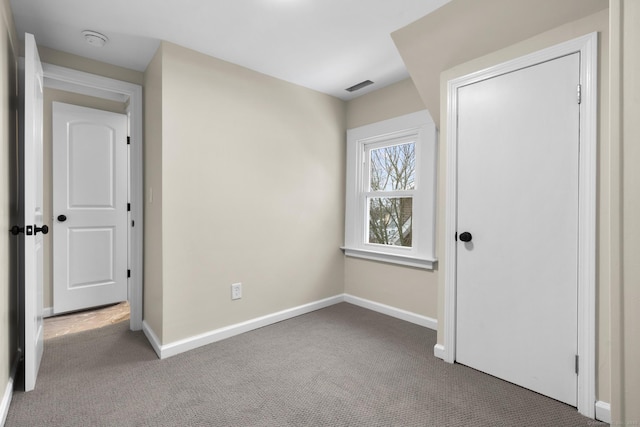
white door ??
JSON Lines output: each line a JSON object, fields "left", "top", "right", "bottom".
{"left": 455, "top": 53, "right": 580, "bottom": 406}
{"left": 19, "top": 33, "right": 45, "bottom": 392}
{"left": 52, "top": 103, "right": 128, "bottom": 314}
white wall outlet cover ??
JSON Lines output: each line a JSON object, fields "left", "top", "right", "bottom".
{"left": 231, "top": 283, "right": 242, "bottom": 300}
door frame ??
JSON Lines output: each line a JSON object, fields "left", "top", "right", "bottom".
{"left": 42, "top": 63, "right": 143, "bottom": 331}
{"left": 439, "top": 33, "right": 598, "bottom": 417}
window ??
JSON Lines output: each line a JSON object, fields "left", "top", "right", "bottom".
{"left": 343, "top": 110, "right": 437, "bottom": 269}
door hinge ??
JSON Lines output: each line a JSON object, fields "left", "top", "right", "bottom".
{"left": 131, "top": 220, "right": 135, "bottom": 227}
{"left": 127, "top": 203, "right": 131, "bottom": 212}
{"left": 455, "top": 232, "right": 458, "bottom": 241}
{"left": 127, "top": 136, "right": 131, "bottom": 145}
{"left": 577, "top": 84, "right": 582, "bottom": 104}
{"left": 575, "top": 354, "right": 579, "bottom": 375}
{"left": 127, "top": 269, "right": 131, "bottom": 278}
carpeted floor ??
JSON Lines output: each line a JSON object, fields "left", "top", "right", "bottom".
{"left": 7, "top": 303, "right": 607, "bottom": 426}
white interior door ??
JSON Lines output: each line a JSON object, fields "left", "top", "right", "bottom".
{"left": 455, "top": 53, "right": 580, "bottom": 406}
{"left": 19, "top": 33, "right": 45, "bottom": 392}
{"left": 52, "top": 102, "right": 128, "bottom": 314}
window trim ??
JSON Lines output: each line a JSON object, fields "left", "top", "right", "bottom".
{"left": 343, "top": 110, "right": 437, "bottom": 269}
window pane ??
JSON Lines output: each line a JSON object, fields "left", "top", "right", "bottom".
{"left": 370, "top": 142, "right": 415, "bottom": 191}
{"left": 368, "top": 197, "right": 412, "bottom": 247}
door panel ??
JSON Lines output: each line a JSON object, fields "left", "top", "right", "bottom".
{"left": 455, "top": 53, "right": 580, "bottom": 406}
{"left": 19, "top": 33, "right": 45, "bottom": 392}
{"left": 53, "top": 103, "right": 128, "bottom": 314}
{"left": 69, "top": 123, "right": 116, "bottom": 207}
{"left": 68, "top": 227, "right": 115, "bottom": 287}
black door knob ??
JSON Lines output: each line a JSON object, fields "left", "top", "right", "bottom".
{"left": 10, "top": 225, "right": 24, "bottom": 236}
{"left": 57, "top": 215, "right": 67, "bottom": 222}
{"left": 459, "top": 231, "right": 473, "bottom": 242}
{"left": 35, "top": 225, "right": 49, "bottom": 235}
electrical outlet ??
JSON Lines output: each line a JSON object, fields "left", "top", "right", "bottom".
{"left": 231, "top": 283, "right": 242, "bottom": 300}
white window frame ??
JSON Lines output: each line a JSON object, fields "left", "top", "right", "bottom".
{"left": 343, "top": 110, "right": 437, "bottom": 269}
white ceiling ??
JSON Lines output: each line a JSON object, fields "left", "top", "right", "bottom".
{"left": 10, "top": 0, "right": 450, "bottom": 100}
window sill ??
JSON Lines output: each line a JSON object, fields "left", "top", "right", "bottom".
{"left": 341, "top": 247, "right": 437, "bottom": 270}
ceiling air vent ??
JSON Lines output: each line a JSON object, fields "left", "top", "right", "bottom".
{"left": 345, "top": 80, "right": 374, "bottom": 92}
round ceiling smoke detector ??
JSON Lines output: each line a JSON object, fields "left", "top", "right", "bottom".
{"left": 82, "top": 30, "right": 109, "bottom": 48}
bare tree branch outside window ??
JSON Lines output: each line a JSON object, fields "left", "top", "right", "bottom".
{"left": 368, "top": 142, "right": 415, "bottom": 247}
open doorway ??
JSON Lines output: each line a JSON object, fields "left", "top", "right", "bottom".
{"left": 41, "top": 62, "right": 143, "bottom": 332}
{"left": 42, "top": 96, "right": 131, "bottom": 340}
{"left": 17, "top": 37, "right": 143, "bottom": 392}
{"left": 43, "top": 95, "right": 130, "bottom": 323}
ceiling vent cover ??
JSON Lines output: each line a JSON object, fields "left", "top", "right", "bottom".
{"left": 345, "top": 80, "right": 374, "bottom": 92}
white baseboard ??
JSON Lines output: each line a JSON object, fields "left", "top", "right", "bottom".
{"left": 595, "top": 401, "right": 610, "bottom": 423}
{"left": 43, "top": 307, "right": 53, "bottom": 318}
{"left": 0, "top": 352, "right": 21, "bottom": 427}
{"left": 0, "top": 377, "right": 12, "bottom": 427}
{"left": 433, "top": 344, "right": 446, "bottom": 360}
{"left": 142, "top": 321, "right": 163, "bottom": 359}
{"left": 148, "top": 295, "right": 344, "bottom": 359}
{"left": 343, "top": 294, "right": 437, "bottom": 330}
{"left": 143, "top": 294, "right": 438, "bottom": 360}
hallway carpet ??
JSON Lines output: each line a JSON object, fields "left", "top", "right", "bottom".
{"left": 7, "top": 303, "right": 606, "bottom": 426}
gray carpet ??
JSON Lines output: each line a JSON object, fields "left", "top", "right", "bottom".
{"left": 6, "top": 303, "right": 607, "bottom": 426}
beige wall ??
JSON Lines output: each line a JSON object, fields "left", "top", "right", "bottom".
{"left": 0, "top": 0, "right": 17, "bottom": 396}
{"left": 34, "top": 45, "right": 144, "bottom": 86}
{"left": 42, "top": 89, "right": 127, "bottom": 311}
{"left": 344, "top": 78, "right": 438, "bottom": 319}
{"left": 614, "top": 0, "right": 640, "bottom": 423}
{"left": 149, "top": 42, "right": 346, "bottom": 344}
{"left": 143, "top": 46, "right": 163, "bottom": 337}
{"left": 346, "top": 78, "right": 425, "bottom": 128}
{"left": 393, "top": 1, "right": 613, "bottom": 406}
{"left": 392, "top": 0, "right": 608, "bottom": 125}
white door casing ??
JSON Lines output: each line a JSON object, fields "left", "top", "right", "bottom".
{"left": 20, "top": 33, "right": 45, "bottom": 392}
{"left": 456, "top": 53, "right": 580, "bottom": 406}
{"left": 439, "top": 33, "right": 598, "bottom": 417}
{"left": 52, "top": 103, "right": 128, "bottom": 314}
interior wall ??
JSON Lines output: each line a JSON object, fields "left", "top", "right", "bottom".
{"left": 0, "top": 0, "right": 17, "bottom": 397}
{"left": 154, "top": 42, "right": 346, "bottom": 344}
{"left": 395, "top": 6, "right": 612, "bottom": 405}
{"left": 42, "top": 89, "right": 127, "bottom": 312}
{"left": 344, "top": 78, "right": 438, "bottom": 319}
{"left": 346, "top": 78, "right": 426, "bottom": 128}
{"left": 143, "top": 45, "right": 163, "bottom": 338}
{"left": 618, "top": 0, "right": 640, "bottom": 422}
{"left": 32, "top": 45, "right": 144, "bottom": 86}
{"left": 391, "top": 0, "right": 608, "bottom": 125}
